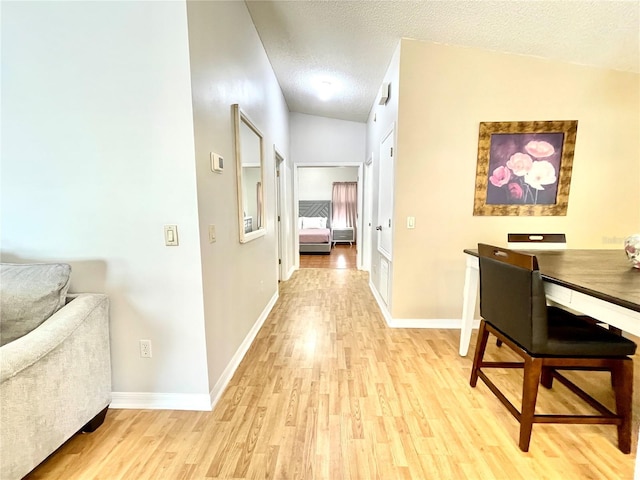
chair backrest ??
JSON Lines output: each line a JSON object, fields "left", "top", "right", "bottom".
{"left": 478, "top": 244, "right": 549, "bottom": 351}
{"left": 507, "top": 233, "right": 567, "bottom": 250}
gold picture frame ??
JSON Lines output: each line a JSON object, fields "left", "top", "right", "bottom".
{"left": 473, "top": 120, "right": 578, "bottom": 216}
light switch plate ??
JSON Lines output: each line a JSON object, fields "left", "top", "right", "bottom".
{"left": 407, "top": 216, "right": 416, "bottom": 229}
{"left": 164, "top": 225, "right": 179, "bottom": 246}
{"left": 208, "top": 224, "right": 216, "bottom": 243}
{"left": 210, "top": 152, "right": 224, "bottom": 173}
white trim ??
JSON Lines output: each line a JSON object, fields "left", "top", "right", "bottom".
{"left": 365, "top": 152, "right": 373, "bottom": 166}
{"left": 111, "top": 290, "right": 279, "bottom": 412}
{"left": 274, "top": 146, "right": 286, "bottom": 282}
{"left": 356, "top": 163, "right": 364, "bottom": 269}
{"left": 388, "top": 318, "right": 481, "bottom": 329}
{"left": 369, "top": 278, "right": 392, "bottom": 326}
{"left": 293, "top": 162, "right": 364, "bottom": 269}
{"left": 361, "top": 158, "right": 373, "bottom": 272}
{"left": 111, "top": 392, "right": 212, "bottom": 411}
{"left": 369, "top": 278, "right": 480, "bottom": 330}
{"left": 284, "top": 265, "right": 296, "bottom": 281}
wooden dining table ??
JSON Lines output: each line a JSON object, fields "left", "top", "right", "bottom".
{"left": 459, "top": 248, "right": 640, "bottom": 357}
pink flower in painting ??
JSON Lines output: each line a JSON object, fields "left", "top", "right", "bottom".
{"left": 525, "top": 140, "right": 555, "bottom": 158}
{"left": 507, "top": 182, "right": 523, "bottom": 199}
{"left": 489, "top": 165, "right": 511, "bottom": 187}
{"left": 506, "top": 152, "right": 533, "bottom": 176}
{"left": 525, "top": 160, "right": 557, "bottom": 190}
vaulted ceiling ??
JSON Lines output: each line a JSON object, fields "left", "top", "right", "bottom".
{"left": 246, "top": 1, "right": 640, "bottom": 122}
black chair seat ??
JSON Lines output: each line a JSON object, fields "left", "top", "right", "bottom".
{"left": 540, "top": 307, "right": 637, "bottom": 357}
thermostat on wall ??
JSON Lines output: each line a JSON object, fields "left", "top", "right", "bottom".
{"left": 210, "top": 152, "right": 224, "bottom": 173}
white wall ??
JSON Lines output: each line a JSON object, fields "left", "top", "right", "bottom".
{"left": 1, "top": 2, "right": 209, "bottom": 400}
{"left": 291, "top": 113, "right": 366, "bottom": 165}
{"left": 298, "top": 167, "right": 358, "bottom": 200}
{"left": 185, "top": 1, "right": 290, "bottom": 394}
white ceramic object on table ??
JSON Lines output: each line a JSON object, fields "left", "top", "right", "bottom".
{"left": 624, "top": 234, "right": 640, "bottom": 269}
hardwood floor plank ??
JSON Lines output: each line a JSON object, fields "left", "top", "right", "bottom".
{"left": 25, "top": 268, "right": 639, "bottom": 479}
{"left": 299, "top": 245, "right": 357, "bottom": 270}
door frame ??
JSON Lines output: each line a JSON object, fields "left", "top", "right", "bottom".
{"left": 274, "top": 147, "right": 286, "bottom": 281}
{"left": 362, "top": 154, "right": 373, "bottom": 272}
{"left": 293, "top": 162, "right": 364, "bottom": 270}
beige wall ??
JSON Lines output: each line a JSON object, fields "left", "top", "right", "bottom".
{"left": 392, "top": 38, "right": 640, "bottom": 320}
{"left": 186, "top": 1, "right": 290, "bottom": 394}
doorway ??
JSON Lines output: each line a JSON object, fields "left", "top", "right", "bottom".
{"left": 294, "top": 163, "right": 363, "bottom": 270}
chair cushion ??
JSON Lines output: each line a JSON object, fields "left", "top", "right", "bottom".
{"left": 0, "top": 263, "right": 72, "bottom": 346}
{"left": 535, "top": 307, "right": 637, "bottom": 357}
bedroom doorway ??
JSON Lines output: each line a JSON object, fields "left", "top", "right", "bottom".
{"left": 294, "top": 163, "right": 363, "bottom": 271}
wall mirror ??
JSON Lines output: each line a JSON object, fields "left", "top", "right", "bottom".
{"left": 233, "top": 104, "right": 265, "bottom": 243}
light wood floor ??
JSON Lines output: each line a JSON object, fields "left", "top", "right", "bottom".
{"left": 299, "top": 244, "right": 357, "bottom": 269}
{"left": 27, "top": 268, "right": 638, "bottom": 479}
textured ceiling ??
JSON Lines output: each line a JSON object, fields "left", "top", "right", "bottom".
{"left": 246, "top": 0, "right": 640, "bottom": 123}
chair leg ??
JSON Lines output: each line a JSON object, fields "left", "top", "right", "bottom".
{"left": 519, "top": 357, "right": 543, "bottom": 452}
{"left": 470, "top": 320, "right": 490, "bottom": 387}
{"left": 540, "top": 367, "right": 554, "bottom": 388}
{"left": 613, "top": 358, "right": 633, "bottom": 453}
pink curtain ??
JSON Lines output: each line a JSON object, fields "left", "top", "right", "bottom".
{"left": 332, "top": 182, "right": 357, "bottom": 234}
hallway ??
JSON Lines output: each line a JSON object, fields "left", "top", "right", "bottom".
{"left": 27, "top": 268, "right": 638, "bottom": 479}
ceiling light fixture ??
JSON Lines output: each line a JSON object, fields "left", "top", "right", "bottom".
{"left": 317, "top": 80, "right": 334, "bottom": 101}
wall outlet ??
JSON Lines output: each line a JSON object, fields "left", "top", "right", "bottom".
{"left": 140, "top": 339, "right": 152, "bottom": 358}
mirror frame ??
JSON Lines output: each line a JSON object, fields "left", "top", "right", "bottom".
{"left": 233, "top": 104, "right": 266, "bottom": 243}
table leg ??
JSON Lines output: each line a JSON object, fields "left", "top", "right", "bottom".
{"left": 460, "top": 256, "right": 479, "bottom": 356}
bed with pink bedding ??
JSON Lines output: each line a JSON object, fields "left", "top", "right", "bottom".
{"left": 299, "top": 228, "right": 331, "bottom": 244}
{"left": 299, "top": 200, "right": 332, "bottom": 254}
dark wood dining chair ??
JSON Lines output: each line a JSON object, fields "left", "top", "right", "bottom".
{"left": 497, "top": 233, "right": 566, "bottom": 349}
{"left": 470, "top": 243, "right": 636, "bottom": 453}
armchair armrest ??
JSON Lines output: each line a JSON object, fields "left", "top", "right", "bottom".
{"left": 1, "top": 294, "right": 109, "bottom": 383}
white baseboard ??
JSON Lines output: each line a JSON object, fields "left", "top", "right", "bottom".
{"left": 111, "top": 392, "right": 212, "bottom": 411}
{"left": 369, "top": 278, "right": 393, "bottom": 325}
{"left": 387, "top": 318, "right": 481, "bottom": 329}
{"left": 111, "top": 290, "right": 280, "bottom": 412}
{"left": 368, "top": 279, "right": 480, "bottom": 329}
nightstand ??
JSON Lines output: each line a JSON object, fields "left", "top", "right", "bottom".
{"left": 333, "top": 227, "right": 354, "bottom": 245}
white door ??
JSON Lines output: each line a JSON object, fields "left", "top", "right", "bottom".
{"left": 377, "top": 126, "right": 394, "bottom": 260}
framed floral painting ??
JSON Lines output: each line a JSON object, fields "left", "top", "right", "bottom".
{"left": 472, "top": 120, "right": 578, "bottom": 216}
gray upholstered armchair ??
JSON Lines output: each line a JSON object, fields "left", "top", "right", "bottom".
{"left": 0, "top": 263, "right": 112, "bottom": 480}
